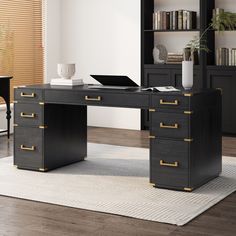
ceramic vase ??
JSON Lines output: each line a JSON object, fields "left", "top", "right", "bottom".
{"left": 182, "top": 61, "right": 193, "bottom": 90}
{"left": 57, "top": 63, "right": 76, "bottom": 80}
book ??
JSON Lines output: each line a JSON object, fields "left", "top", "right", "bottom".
{"left": 170, "top": 11, "right": 173, "bottom": 29}
{"left": 162, "top": 11, "right": 166, "bottom": 30}
{"left": 142, "top": 86, "right": 180, "bottom": 92}
{"left": 178, "top": 10, "right": 183, "bottom": 30}
{"left": 172, "top": 11, "right": 178, "bottom": 30}
{"left": 157, "top": 11, "right": 161, "bottom": 30}
{"left": 50, "top": 78, "right": 84, "bottom": 86}
{"left": 166, "top": 12, "right": 170, "bottom": 30}
{"left": 183, "top": 10, "right": 188, "bottom": 30}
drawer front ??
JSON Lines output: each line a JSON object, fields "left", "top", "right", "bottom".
{"left": 45, "top": 90, "right": 149, "bottom": 108}
{"left": 150, "top": 139, "right": 189, "bottom": 188}
{"left": 150, "top": 112, "right": 189, "bottom": 138}
{"left": 14, "top": 103, "right": 43, "bottom": 127}
{"left": 15, "top": 88, "right": 43, "bottom": 103}
{"left": 14, "top": 126, "right": 43, "bottom": 169}
{"left": 151, "top": 95, "right": 189, "bottom": 110}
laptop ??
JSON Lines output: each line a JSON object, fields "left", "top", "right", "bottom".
{"left": 89, "top": 75, "right": 139, "bottom": 90}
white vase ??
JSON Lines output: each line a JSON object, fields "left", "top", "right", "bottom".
{"left": 182, "top": 61, "right": 193, "bottom": 90}
{"left": 57, "top": 63, "right": 76, "bottom": 80}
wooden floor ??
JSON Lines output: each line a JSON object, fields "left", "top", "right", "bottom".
{"left": 0, "top": 127, "right": 235, "bottom": 236}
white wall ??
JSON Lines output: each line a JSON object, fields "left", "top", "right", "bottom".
{"left": 59, "top": 0, "right": 141, "bottom": 130}
{"left": 44, "top": 0, "right": 62, "bottom": 82}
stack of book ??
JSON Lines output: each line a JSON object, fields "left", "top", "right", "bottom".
{"left": 50, "top": 78, "right": 84, "bottom": 86}
{"left": 153, "top": 10, "right": 197, "bottom": 30}
{"left": 166, "top": 53, "right": 183, "bottom": 64}
{"left": 215, "top": 48, "right": 236, "bottom": 66}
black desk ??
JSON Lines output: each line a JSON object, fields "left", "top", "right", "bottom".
{"left": 13, "top": 84, "right": 222, "bottom": 191}
{"left": 0, "top": 76, "right": 13, "bottom": 138}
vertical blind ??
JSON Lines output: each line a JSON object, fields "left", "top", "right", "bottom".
{"left": 0, "top": 0, "right": 44, "bottom": 103}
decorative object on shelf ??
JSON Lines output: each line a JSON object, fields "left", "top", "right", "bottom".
{"left": 153, "top": 44, "right": 167, "bottom": 64}
{"left": 51, "top": 63, "right": 83, "bottom": 86}
{"left": 182, "top": 60, "right": 193, "bottom": 90}
{"left": 57, "top": 63, "right": 76, "bottom": 80}
{"left": 166, "top": 52, "right": 183, "bottom": 64}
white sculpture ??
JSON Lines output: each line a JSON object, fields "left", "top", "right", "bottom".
{"left": 153, "top": 48, "right": 164, "bottom": 64}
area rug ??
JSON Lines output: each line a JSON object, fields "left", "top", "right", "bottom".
{"left": 0, "top": 143, "right": 235, "bottom": 226}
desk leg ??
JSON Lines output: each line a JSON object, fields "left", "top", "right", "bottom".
{"left": 6, "top": 103, "right": 11, "bottom": 139}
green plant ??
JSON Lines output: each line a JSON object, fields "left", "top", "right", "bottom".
{"left": 186, "top": 11, "right": 236, "bottom": 54}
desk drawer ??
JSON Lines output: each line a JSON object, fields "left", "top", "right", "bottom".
{"left": 14, "top": 126, "right": 43, "bottom": 169}
{"left": 45, "top": 90, "right": 149, "bottom": 108}
{"left": 14, "top": 103, "right": 44, "bottom": 127}
{"left": 150, "top": 112, "right": 189, "bottom": 138}
{"left": 151, "top": 95, "right": 189, "bottom": 110}
{"left": 15, "top": 88, "right": 43, "bottom": 103}
{"left": 150, "top": 139, "right": 189, "bottom": 188}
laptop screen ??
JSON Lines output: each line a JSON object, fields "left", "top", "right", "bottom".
{"left": 90, "top": 75, "right": 139, "bottom": 87}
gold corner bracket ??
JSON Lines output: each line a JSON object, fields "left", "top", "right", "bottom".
{"left": 184, "top": 93, "right": 193, "bottom": 97}
{"left": 184, "top": 138, "right": 194, "bottom": 142}
{"left": 184, "top": 187, "right": 193, "bottom": 192}
{"left": 149, "top": 108, "right": 156, "bottom": 112}
{"left": 184, "top": 111, "right": 194, "bottom": 115}
{"left": 39, "top": 125, "right": 48, "bottom": 129}
{"left": 39, "top": 168, "right": 48, "bottom": 172}
{"left": 39, "top": 102, "right": 45, "bottom": 105}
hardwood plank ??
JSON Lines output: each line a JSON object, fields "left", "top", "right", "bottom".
{"left": 0, "top": 128, "right": 235, "bottom": 236}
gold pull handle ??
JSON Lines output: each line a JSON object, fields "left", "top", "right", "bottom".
{"left": 160, "top": 160, "right": 179, "bottom": 168}
{"left": 20, "top": 92, "right": 35, "bottom": 98}
{"left": 160, "top": 99, "right": 179, "bottom": 106}
{"left": 20, "top": 112, "right": 36, "bottom": 118}
{"left": 20, "top": 145, "right": 35, "bottom": 151}
{"left": 160, "top": 122, "right": 178, "bottom": 129}
{"left": 85, "top": 96, "right": 102, "bottom": 101}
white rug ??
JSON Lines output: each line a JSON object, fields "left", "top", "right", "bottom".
{"left": 0, "top": 143, "right": 236, "bottom": 226}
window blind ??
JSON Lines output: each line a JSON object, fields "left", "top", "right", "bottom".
{"left": 0, "top": 0, "right": 44, "bottom": 103}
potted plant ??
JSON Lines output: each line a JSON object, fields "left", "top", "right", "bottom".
{"left": 182, "top": 10, "right": 236, "bottom": 90}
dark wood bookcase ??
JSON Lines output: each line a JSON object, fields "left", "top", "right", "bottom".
{"left": 141, "top": 0, "right": 236, "bottom": 134}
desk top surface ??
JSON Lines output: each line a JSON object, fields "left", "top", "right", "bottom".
{"left": 18, "top": 84, "right": 218, "bottom": 96}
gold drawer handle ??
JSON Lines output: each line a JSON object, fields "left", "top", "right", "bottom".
{"left": 160, "top": 122, "right": 179, "bottom": 129}
{"left": 20, "top": 112, "right": 36, "bottom": 118}
{"left": 20, "top": 92, "right": 35, "bottom": 98}
{"left": 160, "top": 99, "right": 179, "bottom": 106}
{"left": 85, "top": 96, "right": 102, "bottom": 101}
{"left": 160, "top": 160, "right": 179, "bottom": 168}
{"left": 20, "top": 145, "right": 35, "bottom": 151}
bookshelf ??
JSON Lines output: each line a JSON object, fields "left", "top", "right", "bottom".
{"left": 141, "top": 0, "right": 215, "bottom": 129}
{"left": 141, "top": 0, "right": 236, "bottom": 134}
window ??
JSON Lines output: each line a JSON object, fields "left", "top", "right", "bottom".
{"left": 0, "top": 0, "right": 44, "bottom": 103}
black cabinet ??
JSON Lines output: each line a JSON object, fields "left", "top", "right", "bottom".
{"left": 207, "top": 66, "right": 236, "bottom": 134}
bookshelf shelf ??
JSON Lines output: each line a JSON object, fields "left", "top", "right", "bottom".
{"left": 144, "top": 29, "right": 200, "bottom": 32}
